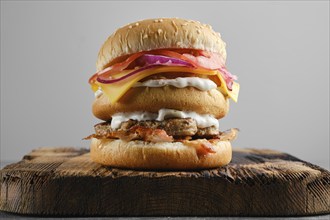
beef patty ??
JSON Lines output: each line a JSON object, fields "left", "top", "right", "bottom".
{"left": 94, "top": 118, "right": 219, "bottom": 138}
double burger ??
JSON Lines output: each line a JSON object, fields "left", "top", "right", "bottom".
{"left": 86, "top": 18, "right": 240, "bottom": 170}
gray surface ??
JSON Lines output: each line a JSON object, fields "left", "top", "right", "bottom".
{"left": 1, "top": 1, "right": 329, "bottom": 170}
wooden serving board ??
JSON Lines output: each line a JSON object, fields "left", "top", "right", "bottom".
{"left": 0, "top": 147, "right": 329, "bottom": 217}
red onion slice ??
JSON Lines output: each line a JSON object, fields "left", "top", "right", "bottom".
{"left": 136, "top": 54, "right": 194, "bottom": 67}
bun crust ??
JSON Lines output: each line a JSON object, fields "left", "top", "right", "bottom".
{"left": 97, "top": 18, "right": 227, "bottom": 71}
{"left": 90, "top": 138, "right": 232, "bottom": 170}
{"left": 93, "top": 86, "right": 229, "bottom": 120}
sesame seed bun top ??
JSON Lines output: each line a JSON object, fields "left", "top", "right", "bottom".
{"left": 96, "top": 18, "right": 227, "bottom": 71}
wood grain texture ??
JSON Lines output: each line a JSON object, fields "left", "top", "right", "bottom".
{"left": 0, "top": 147, "right": 329, "bottom": 217}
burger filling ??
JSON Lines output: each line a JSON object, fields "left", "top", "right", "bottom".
{"left": 110, "top": 109, "right": 219, "bottom": 130}
{"left": 89, "top": 49, "right": 240, "bottom": 103}
{"left": 95, "top": 77, "right": 218, "bottom": 98}
{"left": 87, "top": 49, "right": 239, "bottom": 157}
{"left": 95, "top": 118, "right": 219, "bottom": 138}
{"left": 85, "top": 121, "right": 238, "bottom": 158}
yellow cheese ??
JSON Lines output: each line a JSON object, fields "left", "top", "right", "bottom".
{"left": 217, "top": 73, "right": 240, "bottom": 102}
{"left": 93, "top": 66, "right": 239, "bottom": 103}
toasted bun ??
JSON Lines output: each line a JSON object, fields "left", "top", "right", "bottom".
{"left": 97, "top": 18, "right": 227, "bottom": 71}
{"left": 93, "top": 86, "right": 229, "bottom": 121}
{"left": 90, "top": 138, "right": 232, "bottom": 170}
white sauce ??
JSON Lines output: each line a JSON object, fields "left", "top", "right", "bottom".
{"left": 94, "top": 87, "right": 103, "bottom": 98}
{"left": 111, "top": 112, "right": 158, "bottom": 130}
{"left": 133, "top": 77, "right": 217, "bottom": 91}
{"left": 94, "top": 77, "right": 217, "bottom": 97}
{"left": 111, "top": 109, "right": 219, "bottom": 130}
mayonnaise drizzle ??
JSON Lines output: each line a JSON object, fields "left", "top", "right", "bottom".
{"left": 95, "top": 77, "right": 217, "bottom": 97}
{"left": 133, "top": 77, "right": 217, "bottom": 91}
{"left": 111, "top": 108, "right": 219, "bottom": 130}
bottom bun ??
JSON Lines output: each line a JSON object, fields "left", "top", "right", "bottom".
{"left": 90, "top": 138, "right": 232, "bottom": 170}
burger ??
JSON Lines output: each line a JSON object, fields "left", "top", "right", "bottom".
{"left": 86, "top": 18, "right": 240, "bottom": 170}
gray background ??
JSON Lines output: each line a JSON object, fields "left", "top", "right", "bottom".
{"left": 1, "top": 1, "right": 329, "bottom": 169}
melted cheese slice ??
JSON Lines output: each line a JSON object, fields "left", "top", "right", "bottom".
{"left": 217, "top": 72, "right": 240, "bottom": 102}
{"left": 93, "top": 66, "right": 239, "bottom": 103}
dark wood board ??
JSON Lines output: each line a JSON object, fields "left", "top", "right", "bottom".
{"left": 0, "top": 147, "right": 329, "bottom": 217}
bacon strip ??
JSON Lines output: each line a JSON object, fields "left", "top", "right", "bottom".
{"left": 130, "top": 126, "right": 173, "bottom": 142}
{"left": 182, "top": 139, "right": 216, "bottom": 158}
{"left": 218, "top": 128, "right": 239, "bottom": 141}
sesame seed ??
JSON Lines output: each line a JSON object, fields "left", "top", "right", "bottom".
{"left": 159, "top": 19, "right": 163, "bottom": 22}
{"left": 171, "top": 20, "right": 178, "bottom": 33}
{"left": 135, "top": 23, "right": 139, "bottom": 26}
{"left": 143, "top": 34, "right": 148, "bottom": 39}
{"left": 128, "top": 25, "right": 132, "bottom": 29}
{"left": 157, "top": 29, "right": 163, "bottom": 34}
